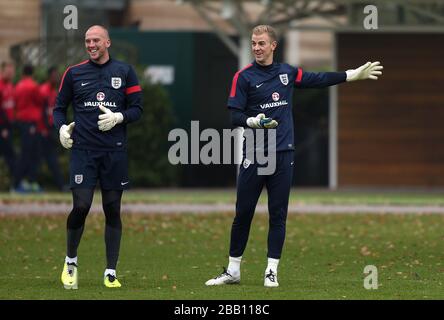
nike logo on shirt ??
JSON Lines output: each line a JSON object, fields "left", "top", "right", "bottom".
{"left": 81, "top": 82, "right": 89, "bottom": 86}
{"left": 256, "top": 83, "right": 264, "bottom": 88}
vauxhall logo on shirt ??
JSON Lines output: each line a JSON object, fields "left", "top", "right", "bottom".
{"left": 260, "top": 91, "right": 288, "bottom": 109}
{"left": 83, "top": 91, "right": 117, "bottom": 108}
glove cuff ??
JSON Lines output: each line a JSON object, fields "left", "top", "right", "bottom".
{"left": 59, "top": 124, "right": 67, "bottom": 134}
{"left": 345, "top": 69, "right": 355, "bottom": 82}
{"left": 116, "top": 112, "right": 124, "bottom": 124}
{"left": 246, "top": 117, "right": 260, "bottom": 128}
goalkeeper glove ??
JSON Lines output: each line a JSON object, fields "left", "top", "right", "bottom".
{"left": 98, "top": 104, "right": 124, "bottom": 131}
{"left": 346, "top": 61, "right": 383, "bottom": 81}
{"left": 59, "top": 122, "right": 75, "bottom": 149}
{"left": 246, "top": 113, "right": 278, "bottom": 129}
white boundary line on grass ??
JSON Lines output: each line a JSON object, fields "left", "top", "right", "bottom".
{"left": 1, "top": 203, "right": 444, "bottom": 215}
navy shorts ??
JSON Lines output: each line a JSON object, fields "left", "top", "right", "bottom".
{"left": 70, "top": 149, "right": 129, "bottom": 190}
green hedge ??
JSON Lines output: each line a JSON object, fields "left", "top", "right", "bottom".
{"left": 127, "top": 82, "right": 178, "bottom": 187}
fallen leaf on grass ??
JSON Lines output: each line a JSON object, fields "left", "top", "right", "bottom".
{"left": 360, "top": 246, "right": 371, "bottom": 256}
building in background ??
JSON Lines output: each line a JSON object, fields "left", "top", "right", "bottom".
{"left": 1, "top": 0, "right": 444, "bottom": 188}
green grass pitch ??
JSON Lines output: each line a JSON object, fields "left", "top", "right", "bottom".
{"left": 1, "top": 206, "right": 444, "bottom": 299}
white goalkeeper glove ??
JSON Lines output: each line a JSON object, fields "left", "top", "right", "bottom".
{"left": 346, "top": 61, "right": 383, "bottom": 81}
{"left": 98, "top": 104, "right": 124, "bottom": 131}
{"left": 246, "top": 113, "right": 278, "bottom": 129}
{"left": 59, "top": 122, "right": 75, "bottom": 149}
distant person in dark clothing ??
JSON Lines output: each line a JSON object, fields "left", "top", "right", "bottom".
{"left": 13, "top": 64, "right": 43, "bottom": 192}
{"left": 0, "top": 61, "right": 16, "bottom": 188}
{"left": 36, "top": 66, "right": 67, "bottom": 191}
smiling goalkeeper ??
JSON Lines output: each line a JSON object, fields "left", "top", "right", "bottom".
{"left": 53, "top": 25, "right": 143, "bottom": 289}
{"left": 205, "top": 24, "right": 383, "bottom": 288}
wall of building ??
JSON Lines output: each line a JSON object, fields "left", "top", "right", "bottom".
{"left": 0, "top": 0, "right": 41, "bottom": 62}
{"left": 128, "top": 0, "right": 333, "bottom": 68}
{"left": 337, "top": 33, "right": 444, "bottom": 187}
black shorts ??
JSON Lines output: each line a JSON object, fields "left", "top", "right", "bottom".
{"left": 70, "top": 149, "right": 129, "bottom": 190}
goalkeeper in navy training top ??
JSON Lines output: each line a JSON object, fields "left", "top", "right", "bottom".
{"left": 54, "top": 25, "right": 143, "bottom": 289}
{"left": 205, "top": 25, "right": 383, "bottom": 287}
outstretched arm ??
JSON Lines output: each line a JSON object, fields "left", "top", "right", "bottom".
{"left": 294, "top": 68, "right": 346, "bottom": 88}
{"left": 294, "top": 61, "right": 383, "bottom": 88}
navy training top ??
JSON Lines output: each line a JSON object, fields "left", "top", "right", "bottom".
{"left": 227, "top": 60, "right": 346, "bottom": 153}
{"left": 54, "top": 58, "right": 143, "bottom": 151}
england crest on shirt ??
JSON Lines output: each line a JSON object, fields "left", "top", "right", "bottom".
{"left": 279, "top": 74, "right": 289, "bottom": 85}
{"left": 74, "top": 174, "right": 83, "bottom": 184}
{"left": 243, "top": 158, "right": 251, "bottom": 169}
{"left": 111, "top": 77, "right": 122, "bottom": 89}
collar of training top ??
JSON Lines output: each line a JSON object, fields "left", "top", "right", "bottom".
{"left": 88, "top": 56, "right": 112, "bottom": 68}
{"left": 253, "top": 60, "right": 278, "bottom": 70}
